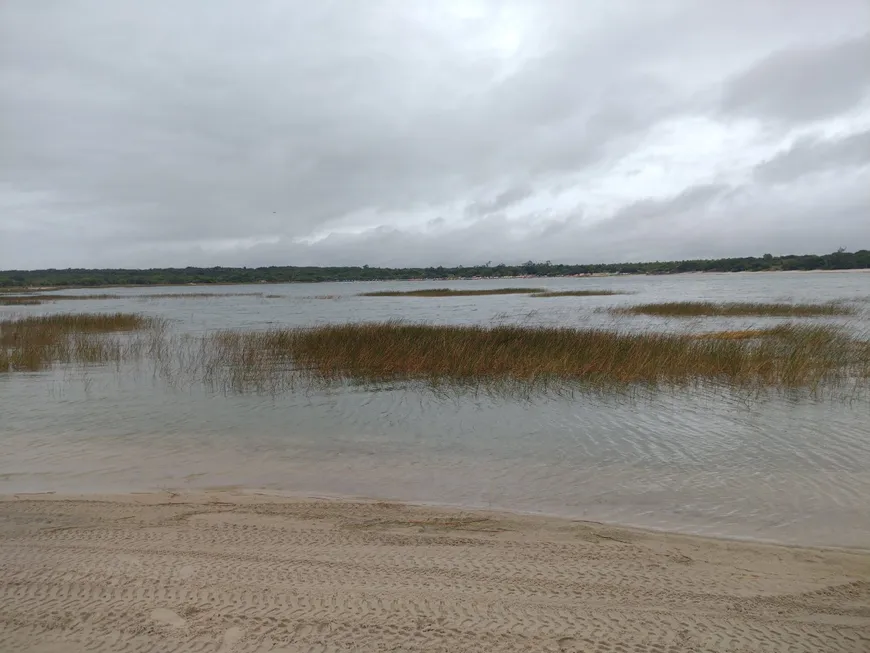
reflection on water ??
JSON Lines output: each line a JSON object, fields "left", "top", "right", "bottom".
{"left": 2, "top": 272, "right": 869, "bottom": 548}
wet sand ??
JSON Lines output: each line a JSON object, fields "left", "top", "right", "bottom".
{"left": 1, "top": 491, "right": 869, "bottom": 652}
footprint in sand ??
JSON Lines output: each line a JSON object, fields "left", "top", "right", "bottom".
{"left": 116, "top": 553, "right": 142, "bottom": 567}
{"left": 217, "top": 627, "right": 244, "bottom": 652}
{"left": 178, "top": 564, "right": 195, "bottom": 579}
{"left": 251, "top": 638, "right": 303, "bottom": 653}
{"left": 150, "top": 608, "right": 186, "bottom": 627}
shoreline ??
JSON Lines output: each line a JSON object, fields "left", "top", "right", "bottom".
{"left": 3, "top": 491, "right": 869, "bottom": 652}
{"left": 5, "top": 483, "right": 869, "bottom": 552}
{"left": 5, "top": 488, "right": 870, "bottom": 553}
{"left": 2, "top": 267, "right": 870, "bottom": 294}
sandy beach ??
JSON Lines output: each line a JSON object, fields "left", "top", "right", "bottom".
{"left": 0, "top": 492, "right": 867, "bottom": 652}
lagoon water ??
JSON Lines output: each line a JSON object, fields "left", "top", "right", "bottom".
{"left": 2, "top": 271, "right": 869, "bottom": 547}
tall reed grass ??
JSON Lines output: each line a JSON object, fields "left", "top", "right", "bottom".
{"left": 610, "top": 301, "right": 854, "bottom": 317}
{"left": 192, "top": 322, "right": 870, "bottom": 397}
{"left": 692, "top": 329, "right": 782, "bottom": 340}
{"left": 5, "top": 314, "right": 868, "bottom": 399}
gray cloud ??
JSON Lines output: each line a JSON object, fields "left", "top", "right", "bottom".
{"left": 720, "top": 33, "right": 870, "bottom": 123}
{"left": 601, "top": 184, "right": 732, "bottom": 233}
{"left": 465, "top": 184, "right": 535, "bottom": 217}
{"left": 754, "top": 130, "right": 870, "bottom": 184}
{"left": 1, "top": 1, "right": 869, "bottom": 269}
{"left": 316, "top": 175, "right": 867, "bottom": 267}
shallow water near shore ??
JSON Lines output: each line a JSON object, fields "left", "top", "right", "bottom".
{"left": 2, "top": 271, "right": 869, "bottom": 548}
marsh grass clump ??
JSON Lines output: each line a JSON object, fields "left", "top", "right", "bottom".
{"left": 0, "top": 313, "right": 155, "bottom": 336}
{"left": 531, "top": 290, "right": 623, "bottom": 297}
{"left": 129, "top": 292, "right": 266, "bottom": 300}
{"left": 1, "top": 292, "right": 267, "bottom": 304}
{"left": 1, "top": 294, "right": 126, "bottom": 303}
{"left": 610, "top": 301, "right": 854, "bottom": 317}
{"left": 4, "top": 314, "right": 868, "bottom": 398}
{"left": 36, "top": 294, "right": 120, "bottom": 301}
{"left": 0, "top": 313, "right": 165, "bottom": 373}
{"left": 360, "top": 288, "right": 544, "bottom": 297}
{"left": 0, "top": 296, "right": 43, "bottom": 305}
{"left": 195, "top": 321, "right": 870, "bottom": 396}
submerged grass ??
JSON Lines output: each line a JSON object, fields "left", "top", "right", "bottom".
{"left": 194, "top": 321, "right": 870, "bottom": 397}
{"left": 0, "top": 313, "right": 165, "bottom": 373}
{"left": 360, "top": 288, "right": 544, "bottom": 297}
{"left": 531, "top": 290, "right": 623, "bottom": 297}
{"left": 610, "top": 301, "right": 854, "bottom": 317}
{"left": 127, "top": 292, "right": 266, "bottom": 300}
{"left": 0, "top": 296, "right": 43, "bottom": 306}
{"left": 1, "top": 294, "right": 124, "bottom": 304}
{"left": 1, "top": 292, "right": 266, "bottom": 304}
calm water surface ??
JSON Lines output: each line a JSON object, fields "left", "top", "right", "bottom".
{"left": 2, "top": 272, "right": 869, "bottom": 547}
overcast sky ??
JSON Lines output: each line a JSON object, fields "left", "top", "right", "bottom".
{"left": 2, "top": 1, "right": 869, "bottom": 269}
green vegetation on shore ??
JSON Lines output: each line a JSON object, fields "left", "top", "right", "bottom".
{"left": 610, "top": 301, "right": 854, "bottom": 317}
{"left": 360, "top": 288, "right": 543, "bottom": 297}
{"left": 1, "top": 249, "right": 867, "bottom": 289}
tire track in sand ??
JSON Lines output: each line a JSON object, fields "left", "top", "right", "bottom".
{"left": 1, "top": 494, "right": 869, "bottom": 652}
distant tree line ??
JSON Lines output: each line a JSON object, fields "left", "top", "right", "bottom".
{"left": 1, "top": 249, "right": 868, "bottom": 289}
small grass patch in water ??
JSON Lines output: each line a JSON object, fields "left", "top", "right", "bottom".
{"left": 1, "top": 292, "right": 266, "bottom": 303}
{"left": 0, "top": 313, "right": 166, "bottom": 373}
{"left": 0, "top": 296, "right": 43, "bottom": 305}
{"left": 1, "top": 294, "right": 127, "bottom": 303}
{"left": 360, "top": 288, "right": 544, "bottom": 297}
{"left": 129, "top": 292, "right": 266, "bottom": 300}
{"left": 1, "top": 313, "right": 154, "bottom": 333}
{"left": 530, "top": 290, "right": 623, "bottom": 297}
{"left": 610, "top": 301, "right": 854, "bottom": 317}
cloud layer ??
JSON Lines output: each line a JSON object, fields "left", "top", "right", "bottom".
{"left": 1, "top": 1, "right": 869, "bottom": 268}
